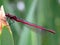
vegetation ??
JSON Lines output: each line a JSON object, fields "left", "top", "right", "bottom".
{"left": 0, "top": 0, "right": 60, "bottom": 45}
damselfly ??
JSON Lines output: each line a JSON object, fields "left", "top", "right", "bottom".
{"left": 5, "top": 13, "right": 56, "bottom": 34}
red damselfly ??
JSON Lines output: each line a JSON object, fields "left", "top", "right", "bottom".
{"left": 5, "top": 13, "right": 56, "bottom": 34}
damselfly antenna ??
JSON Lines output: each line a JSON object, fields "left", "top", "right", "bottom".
{"left": 5, "top": 13, "right": 56, "bottom": 34}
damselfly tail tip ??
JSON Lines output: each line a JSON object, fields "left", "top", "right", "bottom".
{"left": 47, "top": 30, "right": 56, "bottom": 34}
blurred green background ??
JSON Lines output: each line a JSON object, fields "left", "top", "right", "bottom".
{"left": 0, "top": 0, "right": 60, "bottom": 45}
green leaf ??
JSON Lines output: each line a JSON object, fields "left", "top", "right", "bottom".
{"left": 0, "top": 26, "right": 14, "bottom": 45}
